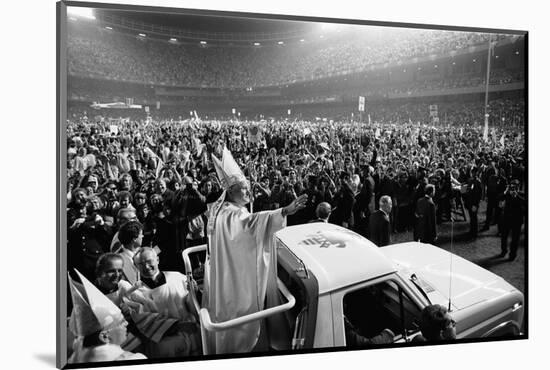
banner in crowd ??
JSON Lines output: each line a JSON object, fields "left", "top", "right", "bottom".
{"left": 248, "top": 124, "right": 261, "bottom": 143}
{"left": 429, "top": 104, "right": 438, "bottom": 117}
{"left": 358, "top": 96, "right": 365, "bottom": 112}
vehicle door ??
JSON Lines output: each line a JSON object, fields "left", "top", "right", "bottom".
{"left": 330, "top": 274, "right": 425, "bottom": 347}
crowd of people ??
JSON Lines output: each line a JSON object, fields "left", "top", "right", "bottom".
{"left": 385, "top": 70, "right": 524, "bottom": 95}
{"left": 65, "top": 97, "right": 526, "bottom": 361}
{"left": 67, "top": 99, "right": 526, "bottom": 276}
{"left": 63, "top": 16, "right": 527, "bottom": 364}
{"left": 68, "top": 22, "right": 517, "bottom": 88}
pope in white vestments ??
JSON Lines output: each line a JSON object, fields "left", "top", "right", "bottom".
{"left": 203, "top": 147, "right": 307, "bottom": 354}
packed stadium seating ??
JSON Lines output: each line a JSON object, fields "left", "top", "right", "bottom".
{"left": 68, "top": 24, "right": 517, "bottom": 88}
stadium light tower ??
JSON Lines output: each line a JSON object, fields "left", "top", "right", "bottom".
{"left": 67, "top": 7, "right": 96, "bottom": 20}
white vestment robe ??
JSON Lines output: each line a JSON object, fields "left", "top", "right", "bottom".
{"left": 203, "top": 201, "right": 287, "bottom": 354}
{"left": 69, "top": 343, "right": 146, "bottom": 363}
{"left": 126, "top": 272, "right": 200, "bottom": 357}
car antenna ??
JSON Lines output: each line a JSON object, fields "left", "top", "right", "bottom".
{"left": 447, "top": 216, "right": 454, "bottom": 312}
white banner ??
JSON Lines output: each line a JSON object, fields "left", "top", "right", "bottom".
{"left": 429, "top": 104, "right": 438, "bottom": 117}
{"left": 358, "top": 96, "right": 365, "bottom": 112}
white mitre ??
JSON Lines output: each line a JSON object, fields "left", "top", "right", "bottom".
{"left": 212, "top": 146, "right": 247, "bottom": 190}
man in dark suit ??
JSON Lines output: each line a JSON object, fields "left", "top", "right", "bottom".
{"left": 414, "top": 184, "right": 437, "bottom": 244}
{"left": 330, "top": 172, "right": 355, "bottom": 228}
{"left": 309, "top": 202, "right": 332, "bottom": 223}
{"left": 354, "top": 165, "right": 375, "bottom": 237}
{"left": 499, "top": 179, "right": 525, "bottom": 261}
{"left": 368, "top": 195, "right": 392, "bottom": 247}
{"left": 464, "top": 167, "right": 483, "bottom": 239}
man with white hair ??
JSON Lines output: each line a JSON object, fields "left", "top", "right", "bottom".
{"left": 368, "top": 195, "right": 392, "bottom": 247}
{"left": 204, "top": 147, "right": 307, "bottom": 354}
{"left": 125, "top": 247, "right": 201, "bottom": 358}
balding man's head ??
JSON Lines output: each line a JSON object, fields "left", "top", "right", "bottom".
{"left": 379, "top": 195, "right": 392, "bottom": 214}
{"left": 316, "top": 202, "right": 332, "bottom": 220}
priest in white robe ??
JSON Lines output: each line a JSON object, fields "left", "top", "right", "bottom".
{"left": 125, "top": 247, "right": 201, "bottom": 358}
{"left": 203, "top": 147, "right": 307, "bottom": 354}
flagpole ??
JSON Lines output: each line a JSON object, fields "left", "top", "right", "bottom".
{"left": 484, "top": 34, "right": 493, "bottom": 125}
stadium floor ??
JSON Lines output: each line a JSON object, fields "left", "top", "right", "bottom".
{"left": 392, "top": 199, "right": 526, "bottom": 295}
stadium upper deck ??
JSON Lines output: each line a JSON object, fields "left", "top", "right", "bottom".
{"left": 67, "top": 17, "right": 524, "bottom": 89}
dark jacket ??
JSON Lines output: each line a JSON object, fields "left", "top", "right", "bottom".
{"left": 465, "top": 178, "right": 482, "bottom": 209}
{"left": 414, "top": 196, "right": 437, "bottom": 243}
{"left": 368, "top": 210, "right": 391, "bottom": 247}
{"left": 501, "top": 192, "right": 526, "bottom": 226}
{"left": 330, "top": 182, "right": 355, "bottom": 227}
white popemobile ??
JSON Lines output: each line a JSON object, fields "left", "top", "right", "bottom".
{"left": 183, "top": 223, "right": 524, "bottom": 354}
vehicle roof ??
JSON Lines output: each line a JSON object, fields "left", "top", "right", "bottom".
{"left": 275, "top": 223, "right": 397, "bottom": 294}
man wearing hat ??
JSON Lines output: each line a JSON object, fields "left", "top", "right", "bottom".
{"left": 67, "top": 269, "right": 146, "bottom": 363}
{"left": 203, "top": 147, "right": 307, "bottom": 355}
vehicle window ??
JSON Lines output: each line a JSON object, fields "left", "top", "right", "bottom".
{"left": 343, "top": 280, "right": 422, "bottom": 346}
{"left": 276, "top": 240, "right": 320, "bottom": 350}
